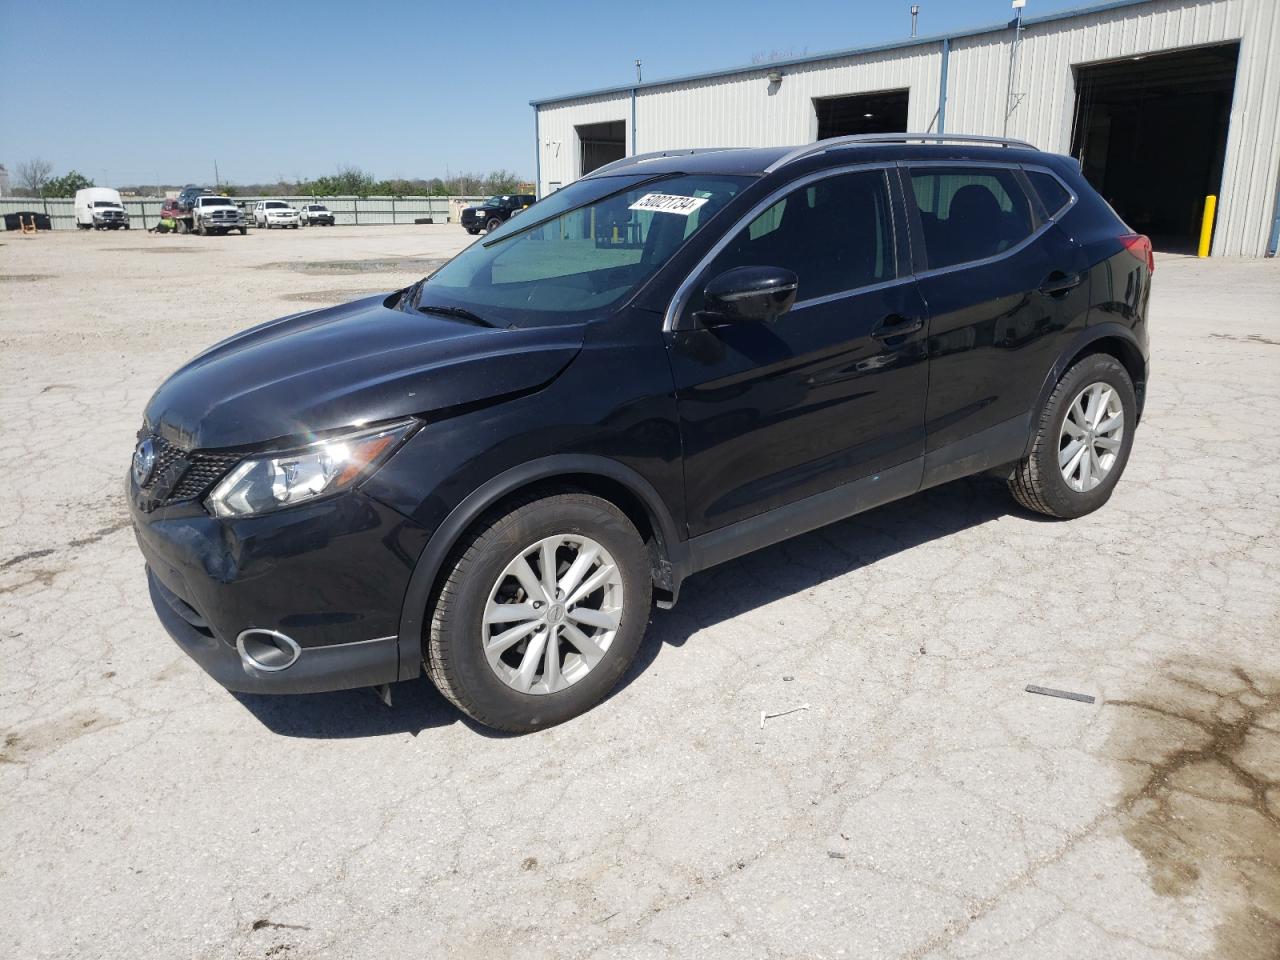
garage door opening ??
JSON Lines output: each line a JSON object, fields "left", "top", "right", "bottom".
{"left": 577, "top": 120, "right": 626, "bottom": 177}
{"left": 1071, "top": 43, "right": 1238, "bottom": 253}
{"left": 815, "top": 89, "right": 909, "bottom": 140}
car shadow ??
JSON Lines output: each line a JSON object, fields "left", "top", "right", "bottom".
{"left": 235, "top": 475, "right": 1039, "bottom": 739}
{"left": 614, "top": 474, "right": 1040, "bottom": 695}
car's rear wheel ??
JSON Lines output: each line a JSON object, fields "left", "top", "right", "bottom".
{"left": 425, "top": 492, "right": 652, "bottom": 733}
{"left": 1009, "top": 353, "right": 1136, "bottom": 519}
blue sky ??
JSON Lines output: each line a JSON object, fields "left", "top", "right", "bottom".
{"left": 0, "top": 0, "right": 1086, "bottom": 187}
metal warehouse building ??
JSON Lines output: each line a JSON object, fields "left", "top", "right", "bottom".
{"left": 531, "top": 0, "right": 1280, "bottom": 256}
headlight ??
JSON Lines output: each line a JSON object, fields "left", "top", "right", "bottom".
{"left": 206, "top": 420, "right": 416, "bottom": 518}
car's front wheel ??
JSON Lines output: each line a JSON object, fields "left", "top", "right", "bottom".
{"left": 485, "top": 217, "right": 502, "bottom": 233}
{"left": 1009, "top": 352, "right": 1137, "bottom": 519}
{"left": 426, "top": 492, "right": 652, "bottom": 733}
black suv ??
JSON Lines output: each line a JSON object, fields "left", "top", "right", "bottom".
{"left": 129, "top": 134, "right": 1151, "bottom": 733}
{"left": 461, "top": 193, "right": 536, "bottom": 234}
{"left": 175, "top": 184, "right": 215, "bottom": 211}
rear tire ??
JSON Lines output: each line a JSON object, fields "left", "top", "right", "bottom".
{"left": 425, "top": 492, "right": 652, "bottom": 733}
{"left": 239, "top": 227, "right": 247, "bottom": 235}
{"left": 1008, "top": 353, "right": 1137, "bottom": 519}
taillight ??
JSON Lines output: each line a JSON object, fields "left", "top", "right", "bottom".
{"left": 1120, "top": 233, "right": 1155, "bottom": 273}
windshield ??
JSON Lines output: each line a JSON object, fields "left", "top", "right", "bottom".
{"left": 309, "top": 205, "right": 327, "bottom": 211}
{"left": 482, "top": 196, "right": 508, "bottom": 206}
{"left": 92, "top": 201, "right": 120, "bottom": 207}
{"left": 421, "top": 173, "right": 751, "bottom": 325}
{"left": 265, "top": 201, "right": 289, "bottom": 209}
{"left": 202, "top": 198, "right": 234, "bottom": 207}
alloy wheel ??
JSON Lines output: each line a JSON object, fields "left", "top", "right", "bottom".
{"left": 481, "top": 534, "right": 624, "bottom": 695}
{"left": 1059, "top": 381, "right": 1124, "bottom": 492}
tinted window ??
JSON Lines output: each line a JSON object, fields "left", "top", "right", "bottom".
{"left": 1026, "top": 170, "right": 1072, "bottom": 218}
{"left": 910, "top": 166, "right": 1035, "bottom": 269}
{"left": 424, "top": 173, "right": 749, "bottom": 323}
{"left": 701, "top": 170, "right": 895, "bottom": 304}
{"left": 265, "top": 201, "right": 289, "bottom": 209}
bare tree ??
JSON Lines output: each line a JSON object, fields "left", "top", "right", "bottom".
{"left": 17, "top": 157, "right": 53, "bottom": 197}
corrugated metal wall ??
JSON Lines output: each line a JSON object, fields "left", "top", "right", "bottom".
{"left": 535, "top": 0, "right": 1280, "bottom": 256}
{"left": 947, "top": 0, "right": 1280, "bottom": 256}
{"left": 636, "top": 45, "right": 942, "bottom": 149}
{"left": 537, "top": 92, "right": 634, "bottom": 192}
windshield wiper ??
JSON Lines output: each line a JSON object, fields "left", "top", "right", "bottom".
{"left": 417, "top": 303, "right": 495, "bottom": 327}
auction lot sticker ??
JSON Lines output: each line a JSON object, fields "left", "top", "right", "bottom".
{"left": 628, "top": 193, "right": 710, "bottom": 215}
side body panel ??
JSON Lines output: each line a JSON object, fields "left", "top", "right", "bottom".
{"left": 666, "top": 277, "right": 930, "bottom": 536}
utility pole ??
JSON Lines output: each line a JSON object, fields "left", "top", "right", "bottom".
{"left": 635, "top": 59, "right": 643, "bottom": 83}
{"left": 911, "top": 5, "right": 919, "bottom": 38}
{"left": 1004, "top": 0, "right": 1027, "bottom": 138}
{"left": 214, "top": 159, "right": 220, "bottom": 190}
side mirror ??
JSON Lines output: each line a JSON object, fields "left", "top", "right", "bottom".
{"left": 699, "top": 265, "right": 799, "bottom": 324}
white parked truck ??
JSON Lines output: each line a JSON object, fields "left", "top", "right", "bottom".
{"left": 75, "top": 187, "right": 130, "bottom": 230}
{"left": 190, "top": 196, "right": 247, "bottom": 236}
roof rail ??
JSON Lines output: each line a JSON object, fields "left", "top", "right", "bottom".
{"left": 584, "top": 147, "right": 734, "bottom": 178}
{"left": 763, "top": 133, "right": 1038, "bottom": 173}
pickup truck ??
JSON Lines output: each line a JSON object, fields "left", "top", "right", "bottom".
{"left": 190, "top": 196, "right": 247, "bottom": 236}
{"left": 460, "top": 194, "right": 536, "bottom": 235}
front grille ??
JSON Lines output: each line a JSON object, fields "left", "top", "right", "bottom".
{"left": 138, "top": 432, "right": 240, "bottom": 509}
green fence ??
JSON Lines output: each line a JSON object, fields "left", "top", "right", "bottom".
{"left": 0, "top": 195, "right": 486, "bottom": 230}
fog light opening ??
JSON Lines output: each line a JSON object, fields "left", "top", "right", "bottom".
{"left": 236, "top": 628, "right": 301, "bottom": 672}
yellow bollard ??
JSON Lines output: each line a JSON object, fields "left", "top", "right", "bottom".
{"left": 1197, "top": 194, "right": 1217, "bottom": 258}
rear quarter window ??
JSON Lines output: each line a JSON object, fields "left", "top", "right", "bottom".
{"left": 1026, "top": 170, "right": 1073, "bottom": 218}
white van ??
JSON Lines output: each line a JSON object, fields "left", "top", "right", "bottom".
{"left": 75, "top": 187, "right": 130, "bottom": 230}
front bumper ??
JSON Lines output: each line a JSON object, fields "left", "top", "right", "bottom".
{"left": 130, "top": 479, "right": 431, "bottom": 694}
{"left": 149, "top": 570, "right": 401, "bottom": 693}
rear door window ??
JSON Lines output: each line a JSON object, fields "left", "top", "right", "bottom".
{"left": 699, "top": 169, "right": 897, "bottom": 304}
{"left": 909, "top": 166, "right": 1036, "bottom": 270}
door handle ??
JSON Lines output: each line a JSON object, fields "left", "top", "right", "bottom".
{"left": 1039, "top": 272, "right": 1084, "bottom": 297}
{"left": 872, "top": 314, "right": 924, "bottom": 339}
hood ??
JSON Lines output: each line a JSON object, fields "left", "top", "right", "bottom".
{"left": 145, "top": 294, "right": 584, "bottom": 450}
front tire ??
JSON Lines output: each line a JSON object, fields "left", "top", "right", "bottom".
{"left": 1009, "top": 353, "right": 1136, "bottom": 519}
{"left": 485, "top": 217, "right": 502, "bottom": 233}
{"left": 426, "top": 492, "right": 652, "bottom": 733}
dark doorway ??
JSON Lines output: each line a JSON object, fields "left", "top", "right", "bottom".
{"left": 1071, "top": 43, "right": 1238, "bottom": 253}
{"left": 576, "top": 120, "right": 626, "bottom": 177}
{"left": 815, "top": 89, "right": 909, "bottom": 140}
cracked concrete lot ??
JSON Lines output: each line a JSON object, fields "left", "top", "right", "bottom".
{"left": 1, "top": 227, "right": 1277, "bottom": 960}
